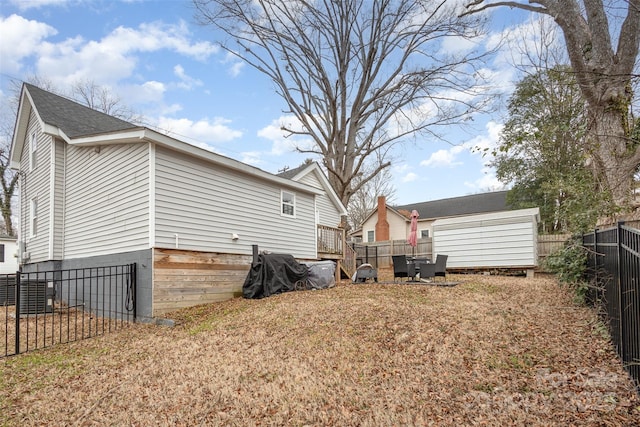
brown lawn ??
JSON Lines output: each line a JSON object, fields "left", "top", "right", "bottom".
{"left": 1, "top": 271, "right": 639, "bottom": 426}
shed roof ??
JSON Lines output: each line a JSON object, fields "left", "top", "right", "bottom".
{"left": 395, "top": 190, "right": 509, "bottom": 220}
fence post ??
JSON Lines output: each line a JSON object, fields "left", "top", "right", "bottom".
{"left": 14, "top": 271, "right": 20, "bottom": 355}
{"left": 617, "top": 221, "right": 625, "bottom": 360}
{"left": 130, "top": 263, "right": 137, "bottom": 321}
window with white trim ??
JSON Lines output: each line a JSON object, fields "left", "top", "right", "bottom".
{"left": 367, "top": 230, "right": 375, "bottom": 242}
{"left": 420, "top": 229, "right": 429, "bottom": 238}
{"left": 29, "top": 132, "right": 37, "bottom": 171}
{"left": 281, "top": 190, "right": 296, "bottom": 217}
{"left": 29, "top": 198, "right": 37, "bottom": 238}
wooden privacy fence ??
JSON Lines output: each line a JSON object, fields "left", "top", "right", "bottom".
{"left": 354, "top": 234, "right": 569, "bottom": 269}
{"left": 354, "top": 238, "right": 433, "bottom": 268}
{"left": 537, "top": 234, "right": 571, "bottom": 265}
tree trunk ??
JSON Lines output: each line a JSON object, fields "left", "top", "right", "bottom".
{"left": 1, "top": 203, "right": 13, "bottom": 236}
{"left": 589, "top": 106, "right": 639, "bottom": 208}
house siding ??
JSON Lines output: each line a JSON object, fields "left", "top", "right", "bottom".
{"left": 52, "top": 139, "right": 65, "bottom": 259}
{"left": 20, "top": 111, "right": 52, "bottom": 263}
{"left": 298, "top": 171, "right": 342, "bottom": 227}
{"left": 64, "top": 143, "right": 150, "bottom": 258}
{"left": 154, "top": 146, "right": 317, "bottom": 259}
{"left": 362, "top": 210, "right": 407, "bottom": 242}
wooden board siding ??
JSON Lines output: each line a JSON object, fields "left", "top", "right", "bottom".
{"left": 152, "top": 248, "right": 251, "bottom": 316}
{"left": 154, "top": 146, "right": 317, "bottom": 259}
{"left": 21, "top": 111, "right": 52, "bottom": 263}
{"left": 63, "top": 143, "right": 150, "bottom": 258}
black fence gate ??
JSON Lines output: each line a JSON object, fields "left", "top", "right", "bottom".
{"left": 1, "top": 263, "right": 136, "bottom": 357}
{"left": 583, "top": 223, "right": 640, "bottom": 390}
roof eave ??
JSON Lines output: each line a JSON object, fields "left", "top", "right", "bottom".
{"left": 72, "top": 128, "right": 323, "bottom": 194}
{"left": 9, "top": 88, "right": 37, "bottom": 169}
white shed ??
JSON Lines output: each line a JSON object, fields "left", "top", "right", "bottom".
{"left": 0, "top": 236, "right": 18, "bottom": 274}
{"left": 432, "top": 208, "right": 540, "bottom": 270}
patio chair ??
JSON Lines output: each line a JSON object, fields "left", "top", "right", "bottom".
{"left": 392, "top": 255, "right": 410, "bottom": 282}
{"left": 434, "top": 254, "right": 448, "bottom": 281}
{"left": 419, "top": 263, "right": 436, "bottom": 281}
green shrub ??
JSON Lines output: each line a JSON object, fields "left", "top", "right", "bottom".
{"left": 544, "top": 236, "right": 589, "bottom": 303}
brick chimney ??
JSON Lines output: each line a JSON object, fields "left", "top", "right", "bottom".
{"left": 375, "top": 196, "right": 389, "bottom": 241}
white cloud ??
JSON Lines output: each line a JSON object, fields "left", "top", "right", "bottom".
{"left": 174, "top": 64, "right": 203, "bottom": 90}
{"left": 156, "top": 116, "right": 242, "bottom": 145}
{"left": 464, "top": 165, "right": 508, "bottom": 193}
{"left": 467, "top": 120, "right": 504, "bottom": 157}
{"left": 420, "top": 148, "right": 464, "bottom": 168}
{"left": 228, "top": 61, "right": 245, "bottom": 77}
{"left": 440, "top": 33, "right": 484, "bottom": 55}
{"left": 393, "top": 163, "right": 411, "bottom": 173}
{"left": 402, "top": 172, "right": 418, "bottom": 183}
{"left": 0, "top": 15, "right": 57, "bottom": 74}
{"left": 240, "top": 151, "right": 264, "bottom": 166}
{"left": 257, "top": 115, "right": 315, "bottom": 155}
{"left": 7, "top": 18, "right": 217, "bottom": 89}
{"left": 121, "top": 80, "right": 167, "bottom": 105}
{"left": 223, "top": 52, "right": 245, "bottom": 77}
{"left": 8, "top": 0, "right": 70, "bottom": 10}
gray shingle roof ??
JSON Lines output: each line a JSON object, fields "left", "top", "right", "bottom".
{"left": 276, "top": 163, "right": 309, "bottom": 180}
{"left": 394, "top": 190, "right": 510, "bottom": 220}
{"left": 26, "top": 83, "right": 139, "bottom": 138}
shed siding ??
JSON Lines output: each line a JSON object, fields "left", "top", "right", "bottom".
{"left": 298, "top": 170, "right": 342, "bottom": 227}
{"left": 433, "top": 209, "right": 539, "bottom": 268}
{"left": 21, "top": 111, "right": 52, "bottom": 263}
{"left": 64, "top": 143, "right": 150, "bottom": 258}
{"left": 154, "top": 146, "right": 317, "bottom": 259}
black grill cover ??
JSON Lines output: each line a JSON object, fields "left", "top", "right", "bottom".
{"left": 242, "top": 253, "right": 308, "bottom": 299}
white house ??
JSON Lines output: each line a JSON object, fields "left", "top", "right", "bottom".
{"left": 10, "top": 83, "right": 347, "bottom": 318}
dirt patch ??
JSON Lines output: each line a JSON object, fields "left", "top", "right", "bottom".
{"left": 2, "top": 272, "right": 639, "bottom": 426}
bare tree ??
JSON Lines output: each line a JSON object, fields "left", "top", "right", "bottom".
{"left": 71, "top": 79, "right": 143, "bottom": 123}
{"left": 347, "top": 163, "right": 397, "bottom": 231}
{"left": 463, "top": 0, "right": 640, "bottom": 213}
{"left": 0, "top": 120, "right": 19, "bottom": 236}
{"left": 194, "top": 0, "right": 493, "bottom": 207}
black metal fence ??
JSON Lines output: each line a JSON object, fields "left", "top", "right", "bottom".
{"left": 1, "top": 263, "right": 136, "bottom": 357}
{"left": 583, "top": 223, "right": 639, "bottom": 389}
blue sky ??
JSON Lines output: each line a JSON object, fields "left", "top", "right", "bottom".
{"left": 0, "top": 0, "right": 537, "bottom": 205}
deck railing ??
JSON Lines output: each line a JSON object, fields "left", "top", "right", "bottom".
{"left": 317, "top": 225, "right": 344, "bottom": 256}
{"left": 317, "top": 225, "right": 356, "bottom": 278}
